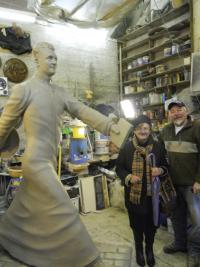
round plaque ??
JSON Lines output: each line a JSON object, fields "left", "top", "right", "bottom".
{"left": 3, "top": 58, "right": 28, "bottom": 83}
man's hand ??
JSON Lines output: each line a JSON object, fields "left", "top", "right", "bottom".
{"left": 193, "top": 182, "right": 200, "bottom": 194}
{"left": 130, "top": 175, "right": 141, "bottom": 184}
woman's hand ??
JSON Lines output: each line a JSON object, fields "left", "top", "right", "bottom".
{"left": 193, "top": 182, "right": 200, "bottom": 194}
{"left": 130, "top": 175, "right": 141, "bottom": 184}
{"left": 151, "top": 167, "right": 163, "bottom": 177}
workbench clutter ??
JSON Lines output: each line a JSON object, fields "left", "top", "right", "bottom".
{"left": 61, "top": 172, "right": 80, "bottom": 210}
{"left": 79, "top": 174, "right": 110, "bottom": 213}
{"left": 0, "top": 153, "right": 23, "bottom": 211}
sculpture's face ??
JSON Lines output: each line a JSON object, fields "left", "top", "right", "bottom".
{"left": 37, "top": 48, "right": 57, "bottom": 76}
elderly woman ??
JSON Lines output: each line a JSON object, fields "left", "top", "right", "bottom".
{"left": 116, "top": 115, "right": 168, "bottom": 267}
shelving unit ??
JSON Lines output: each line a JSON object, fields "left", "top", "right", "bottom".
{"left": 118, "top": 3, "right": 192, "bottom": 130}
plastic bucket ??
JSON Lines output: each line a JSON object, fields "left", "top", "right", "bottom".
{"left": 94, "top": 131, "right": 109, "bottom": 155}
{"left": 70, "top": 138, "right": 88, "bottom": 164}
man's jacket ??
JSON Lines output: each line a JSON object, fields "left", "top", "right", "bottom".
{"left": 161, "top": 117, "right": 200, "bottom": 185}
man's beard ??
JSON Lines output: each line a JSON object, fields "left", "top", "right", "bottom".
{"left": 173, "top": 118, "right": 186, "bottom": 126}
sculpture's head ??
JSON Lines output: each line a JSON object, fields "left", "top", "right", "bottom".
{"left": 33, "top": 42, "right": 57, "bottom": 77}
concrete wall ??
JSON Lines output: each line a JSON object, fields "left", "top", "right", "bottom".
{"left": 0, "top": 18, "right": 119, "bottom": 109}
{"left": 193, "top": 0, "right": 200, "bottom": 52}
{"left": 0, "top": 17, "right": 119, "bottom": 150}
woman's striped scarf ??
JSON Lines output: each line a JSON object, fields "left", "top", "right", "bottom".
{"left": 130, "top": 135, "right": 153, "bottom": 204}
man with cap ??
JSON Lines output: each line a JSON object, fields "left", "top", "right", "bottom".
{"left": 161, "top": 100, "right": 200, "bottom": 267}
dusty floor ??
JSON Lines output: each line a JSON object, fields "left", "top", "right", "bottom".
{"left": 81, "top": 207, "right": 187, "bottom": 267}
{"left": 0, "top": 207, "right": 187, "bottom": 267}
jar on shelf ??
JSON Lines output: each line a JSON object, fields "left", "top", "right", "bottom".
{"left": 149, "top": 93, "right": 161, "bottom": 104}
{"left": 171, "top": 43, "right": 180, "bottom": 55}
{"left": 164, "top": 47, "right": 171, "bottom": 57}
{"left": 156, "top": 77, "right": 162, "bottom": 87}
{"left": 137, "top": 57, "right": 144, "bottom": 66}
{"left": 143, "top": 56, "right": 149, "bottom": 64}
{"left": 163, "top": 74, "right": 169, "bottom": 86}
{"left": 148, "top": 67, "right": 156, "bottom": 75}
{"left": 142, "top": 96, "right": 149, "bottom": 105}
{"left": 155, "top": 64, "right": 166, "bottom": 74}
{"left": 144, "top": 80, "right": 154, "bottom": 89}
{"left": 184, "top": 69, "right": 190, "bottom": 81}
{"left": 132, "top": 60, "right": 137, "bottom": 68}
{"left": 127, "top": 63, "right": 132, "bottom": 70}
{"left": 124, "top": 85, "right": 135, "bottom": 94}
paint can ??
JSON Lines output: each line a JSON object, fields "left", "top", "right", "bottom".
{"left": 164, "top": 47, "right": 171, "bottom": 57}
{"left": 94, "top": 131, "right": 110, "bottom": 155}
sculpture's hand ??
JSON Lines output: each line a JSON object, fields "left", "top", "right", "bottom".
{"left": 108, "top": 113, "right": 119, "bottom": 124}
{"left": 110, "top": 124, "right": 120, "bottom": 135}
{"left": 108, "top": 113, "right": 120, "bottom": 135}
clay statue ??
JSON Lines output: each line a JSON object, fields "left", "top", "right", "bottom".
{"left": 0, "top": 42, "right": 119, "bottom": 267}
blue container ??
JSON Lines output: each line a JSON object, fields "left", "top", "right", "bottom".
{"left": 70, "top": 138, "right": 88, "bottom": 164}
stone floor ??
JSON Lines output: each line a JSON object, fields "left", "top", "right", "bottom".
{"left": 81, "top": 208, "right": 187, "bottom": 267}
{"left": 0, "top": 207, "right": 187, "bottom": 267}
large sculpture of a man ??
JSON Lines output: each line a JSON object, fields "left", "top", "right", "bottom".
{"left": 0, "top": 42, "right": 119, "bottom": 267}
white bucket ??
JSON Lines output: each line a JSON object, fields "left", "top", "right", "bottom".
{"left": 94, "top": 131, "right": 110, "bottom": 155}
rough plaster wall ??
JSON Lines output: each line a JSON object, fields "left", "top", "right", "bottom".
{"left": 0, "top": 19, "right": 119, "bottom": 149}
{"left": 0, "top": 20, "right": 119, "bottom": 108}
{"left": 193, "top": 0, "right": 200, "bottom": 52}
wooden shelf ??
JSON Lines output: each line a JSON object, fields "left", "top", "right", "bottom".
{"left": 120, "top": 4, "right": 189, "bottom": 41}
{"left": 123, "top": 78, "right": 139, "bottom": 86}
{"left": 123, "top": 49, "right": 191, "bottom": 76}
{"left": 118, "top": 2, "right": 191, "bottom": 123}
{"left": 122, "top": 33, "right": 190, "bottom": 59}
{"left": 143, "top": 103, "right": 164, "bottom": 109}
{"left": 141, "top": 64, "right": 190, "bottom": 82}
{"left": 123, "top": 64, "right": 148, "bottom": 75}
{"left": 122, "top": 38, "right": 149, "bottom": 53}
{"left": 123, "top": 63, "right": 190, "bottom": 86}
{"left": 123, "top": 80, "right": 190, "bottom": 98}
